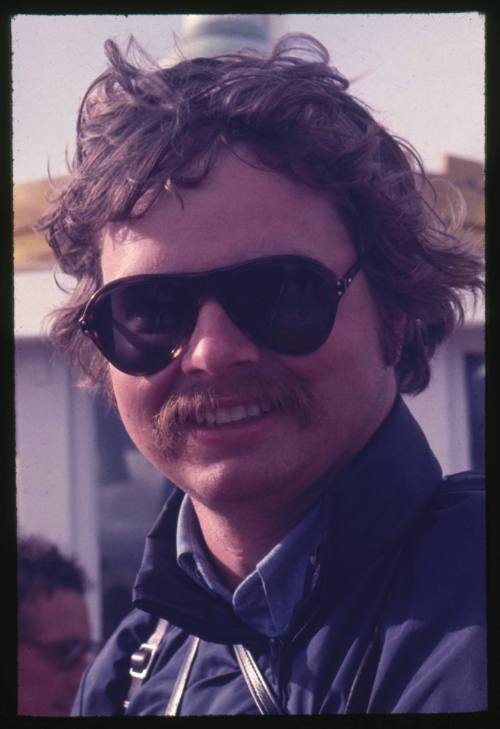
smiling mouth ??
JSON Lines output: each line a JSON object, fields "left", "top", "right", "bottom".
{"left": 189, "top": 401, "right": 275, "bottom": 427}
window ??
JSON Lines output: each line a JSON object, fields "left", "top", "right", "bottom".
{"left": 94, "top": 395, "right": 175, "bottom": 640}
{"left": 465, "top": 354, "right": 485, "bottom": 472}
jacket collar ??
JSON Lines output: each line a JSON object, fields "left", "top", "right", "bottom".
{"left": 319, "top": 395, "right": 442, "bottom": 582}
{"left": 133, "top": 396, "right": 442, "bottom": 643}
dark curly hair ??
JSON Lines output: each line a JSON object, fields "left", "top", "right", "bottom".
{"left": 18, "top": 535, "right": 87, "bottom": 641}
{"left": 37, "top": 33, "right": 484, "bottom": 397}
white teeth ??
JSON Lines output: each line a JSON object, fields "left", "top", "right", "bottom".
{"left": 215, "top": 408, "right": 232, "bottom": 424}
{"left": 230, "top": 405, "right": 248, "bottom": 422}
{"left": 194, "top": 402, "right": 273, "bottom": 426}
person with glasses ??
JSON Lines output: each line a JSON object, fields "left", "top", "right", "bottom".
{"left": 37, "top": 34, "right": 485, "bottom": 715}
{"left": 17, "top": 536, "right": 97, "bottom": 716}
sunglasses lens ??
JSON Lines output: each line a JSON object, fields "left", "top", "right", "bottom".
{"left": 221, "top": 260, "right": 337, "bottom": 354}
{"left": 84, "top": 257, "right": 341, "bottom": 375}
{"left": 92, "top": 281, "right": 195, "bottom": 374}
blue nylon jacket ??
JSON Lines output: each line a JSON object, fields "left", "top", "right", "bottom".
{"left": 73, "top": 398, "right": 487, "bottom": 715}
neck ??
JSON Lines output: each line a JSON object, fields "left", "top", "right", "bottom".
{"left": 191, "top": 497, "right": 315, "bottom": 590}
{"left": 189, "top": 387, "right": 398, "bottom": 591}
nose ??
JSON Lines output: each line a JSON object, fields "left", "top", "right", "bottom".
{"left": 180, "top": 298, "right": 260, "bottom": 376}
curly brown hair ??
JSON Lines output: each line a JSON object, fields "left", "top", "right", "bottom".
{"left": 37, "top": 33, "right": 483, "bottom": 397}
{"left": 18, "top": 535, "right": 87, "bottom": 640}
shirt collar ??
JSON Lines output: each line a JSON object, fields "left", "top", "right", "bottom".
{"left": 176, "top": 493, "right": 323, "bottom": 637}
{"left": 134, "top": 396, "right": 443, "bottom": 643}
{"left": 176, "top": 495, "right": 233, "bottom": 600}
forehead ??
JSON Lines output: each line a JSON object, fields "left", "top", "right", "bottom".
{"left": 100, "top": 148, "right": 355, "bottom": 284}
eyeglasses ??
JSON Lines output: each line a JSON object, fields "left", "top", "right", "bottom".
{"left": 79, "top": 255, "right": 362, "bottom": 376}
{"left": 22, "top": 638, "right": 101, "bottom": 671}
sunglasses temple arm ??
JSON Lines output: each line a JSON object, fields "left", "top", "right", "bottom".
{"left": 337, "top": 258, "right": 363, "bottom": 298}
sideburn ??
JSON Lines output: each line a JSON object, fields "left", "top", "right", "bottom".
{"left": 375, "top": 300, "right": 407, "bottom": 368}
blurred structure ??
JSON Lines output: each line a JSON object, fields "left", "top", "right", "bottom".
{"left": 14, "top": 177, "right": 66, "bottom": 270}
{"left": 442, "top": 156, "right": 484, "bottom": 234}
{"left": 172, "top": 14, "right": 274, "bottom": 59}
{"left": 17, "top": 536, "right": 94, "bottom": 716}
{"left": 13, "top": 13, "right": 484, "bottom": 643}
{"left": 427, "top": 156, "right": 484, "bottom": 247}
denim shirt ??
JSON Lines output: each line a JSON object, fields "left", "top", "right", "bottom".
{"left": 176, "top": 494, "right": 323, "bottom": 638}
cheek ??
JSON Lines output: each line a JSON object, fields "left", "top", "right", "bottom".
{"left": 109, "top": 363, "right": 182, "bottom": 443}
{"left": 279, "top": 301, "right": 390, "bottom": 412}
{"left": 18, "top": 647, "right": 51, "bottom": 689}
{"left": 280, "top": 322, "right": 375, "bottom": 384}
{"left": 331, "top": 284, "right": 388, "bottom": 369}
{"left": 110, "top": 371, "right": 155, "bottom": 446}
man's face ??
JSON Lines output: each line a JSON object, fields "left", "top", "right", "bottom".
{"left": 17, "top": 588, "right": 91, "bottom": 716}
{"left": 100, "top": 148, "right": 397, "bottom": 516}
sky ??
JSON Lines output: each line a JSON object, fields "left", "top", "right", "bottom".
{"left": 12, "top": 12, "right": 485, "bottom": 184}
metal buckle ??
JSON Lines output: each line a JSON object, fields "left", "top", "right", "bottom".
{"left": 129, "top": 642, "right": 158, "bottom": 680}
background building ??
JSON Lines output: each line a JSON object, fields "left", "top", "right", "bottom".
{"left": 14, "top": 15, "right": 485, "bottom": 641}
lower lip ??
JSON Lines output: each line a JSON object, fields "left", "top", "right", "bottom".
{"left": 187, "top": 409, "right": 281, "bottom": 448}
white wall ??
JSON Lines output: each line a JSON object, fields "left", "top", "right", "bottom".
{"left": 16, "top": 340, "right": 74, "bottom": 546}
{"left": 15, "top": 271, "right": 102, "bottom": 637}
{"left": 404, "top": 321, "right": 483, "bottom": 475}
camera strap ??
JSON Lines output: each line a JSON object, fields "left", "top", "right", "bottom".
{"left": 233, "top": 643, "right": 285, "bottom": 714}
{"left": 124, "top": 620, "right": 284, "bottom": 715}
{"left": 123, "top": 617, "right": 169, "bottom": 712}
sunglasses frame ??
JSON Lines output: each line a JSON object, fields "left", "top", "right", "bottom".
{"left": 79, "top": 255, "right": 362, "bottom": 375}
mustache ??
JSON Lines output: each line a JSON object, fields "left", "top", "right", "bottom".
{"left": 152, "top": 370, "right": 314, "bottom": 456}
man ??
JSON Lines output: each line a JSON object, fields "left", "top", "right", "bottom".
{"left": 17, "top": 536, "right": 94, "bottom": 716}
{"left": 38, "top": 34, "right": 486, "bottom": 714}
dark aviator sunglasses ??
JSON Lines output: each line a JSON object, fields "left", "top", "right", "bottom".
{"left": 79, "top": 255, "right": 362, "bottom": 376}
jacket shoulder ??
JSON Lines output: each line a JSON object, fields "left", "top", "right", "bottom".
{"left": 430, "top": 470, "right": 485, "bottom": 513}
{"left": 372, "top": 470, "right": 486, "bottom": 711}
{"left": 415, "top": 469, "right": 485, "bottom": 573}
{"left": 72, "top": 608, "right": 157, "bottom": 716}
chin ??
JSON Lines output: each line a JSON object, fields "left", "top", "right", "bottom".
{"left": 178, "top": 463, "right": 256, "bottom": 505}
{"left": 177, "top": 452, "right": 320, "bottom": 515}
